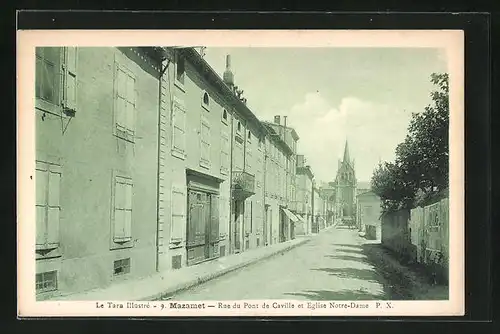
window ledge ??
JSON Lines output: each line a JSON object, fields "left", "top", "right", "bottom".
{"left": 220, "top": 167, "right": 229, "bottom": 176}
{"left": 169, "top": 238, "right": 184, "bottom": 249}
{"left": 35, "top": 246, "right": 62, "bottom": 260}
{"left": 174, "top": 80, "right": 186, "bottom": 93}
{"left": 114, "top": 129, "right": 135, "bottom": 144}
{"left": 172, "top": 149, "right": 186, "bottom": 160}
{"left": 110, "top": 240, "right": 134, "bottom": 250}
{"left": 200, "top": 160, "right": 211, "bottom": 170}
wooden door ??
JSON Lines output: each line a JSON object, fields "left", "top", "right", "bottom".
{"left": 187, "top": 191, "right": 208, "bottom": 265}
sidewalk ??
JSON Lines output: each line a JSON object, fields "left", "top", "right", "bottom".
{"left": 362, "top": 240, "right": 449, "bottom": 300}
{"left": 53, "top": 234, "right": 319, "bottom": 301}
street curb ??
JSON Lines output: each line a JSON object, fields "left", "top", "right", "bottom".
{"left": 143, "top": 237, "right": 313, "bottom": 301}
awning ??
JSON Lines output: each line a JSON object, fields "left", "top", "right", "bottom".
{"left": 282, "top": 208, "right": 299, "bottom": 223}
{"left": 296, "top": 215, "right": 307, "bottom": 224}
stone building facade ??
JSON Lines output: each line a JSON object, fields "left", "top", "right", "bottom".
{"left": 35, "top": 47, "right": 164, "bottom": 298}
{"left": 34, "top": 46, "right": 333, "bottom": 299}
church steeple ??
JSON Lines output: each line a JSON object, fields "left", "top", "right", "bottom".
{"left": 223, "top": 54, "right": 234, "bottom": 88}
{"left": 342, "top": 140, "right": 350, "bottom": 164}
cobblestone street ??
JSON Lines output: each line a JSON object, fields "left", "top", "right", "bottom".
{"left": 171, "top": 228, "right": 395, "bottom": 301}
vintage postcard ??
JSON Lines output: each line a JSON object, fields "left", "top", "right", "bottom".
{"left": 17, "top": 29, "right": 464, "bottom": 317}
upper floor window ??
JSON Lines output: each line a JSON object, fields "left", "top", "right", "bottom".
{"left": 237, "top": 121, "right": 242, "bottom": 133}
{"left": 36, "top": 47, "right": 61, "bottom": 105}
{"left": 114, "top": 60, "right": 136, "bottom": 142}
{"left": 36, "top": 47, "right": 78, "bottom": 112}
{"left": 247, "top": 130, "right": 252, "bottom": 143}
{"left": 176, "top": 54, "right": 185, "bottom": 85}
{"left": 222, "top": 109, "right": 228, "bottom": 125}
{"left": 201, "top": 91, "right": 210, "bottom": 111}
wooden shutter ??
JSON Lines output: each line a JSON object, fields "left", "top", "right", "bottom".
{"left": 114, "top": 176, "right": 133, "bottom": 243}
{"left": 200, "top": 117, "right": 210, "bottom": 165}
{"left": 63, "top": 47, "right": 78, "bottom": 110}
{"left": 114, "top": 180, "right": 125, "bottom": 241}
{"left": 221, "top": 132, "right": 229, "bottom": 173}
{"left": 186, "top": 191, "right": 196, "bottom": 246}
{"left": 246, "top": 146, "right": 252, "bottom": 170}
{"left": 244, "top": 199, "right": 252, "bottom": 234}
{"left": 209, "top": 195, "right": 219, "bottom": 243}
{"left": 235, "top": 142, "right": 243, "bottom": 171}
{"left": 171, "top": 187, "right": 186, "bottom": 243}
{"left": 114, "top": 61, "right": 135, "bottom": 137}
{"left": 115, "top": 66, "right": 127, "bottom": 131}
{"left": 256, "top": 156, "right": 262, "bottom": 187}
{"left": 124, "top": 182, "right": 133, "bottom": 239}
{"left": 46, "top": 165, "right": 61, "bottom": 246}
{"left": 172, "top": 100, "right": 186, "bottom": 155}
{"left": 218, "top": 196, "right": 227, "bottom": 237}
{"left": 36, "top": 47, "right": 61, "bottom": 105}
{"left": 35, "top": 163, "right": 48, "bottom": 248}
{"left": 125, "top": 73, "right": 136, "bottom": 136}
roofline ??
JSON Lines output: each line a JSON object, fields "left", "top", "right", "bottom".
{"left": 296, "top": 166, "right": 314, "bottom": 179}
{"left": 262, "top": 123, "right": 294, "bottom": 156}
{"left": 262, "top": 121, "right": 300, "bottom": 141}
{"left": 179, "top": 47, "right": 267, "bottom": 137}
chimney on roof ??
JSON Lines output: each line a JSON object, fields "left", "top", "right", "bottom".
{"left": 274, "top": 115, "right": 281, "bottom": 125}
{"left": 223, "top": 54, "right": 234, "bottom": 88}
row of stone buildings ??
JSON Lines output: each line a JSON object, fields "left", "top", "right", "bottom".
{"left": 34, "top": 46, "right": 334, "bottom": 298}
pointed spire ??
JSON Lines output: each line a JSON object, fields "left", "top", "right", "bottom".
{"left": 343, "top": 139, "right": 350, "bottom": 164}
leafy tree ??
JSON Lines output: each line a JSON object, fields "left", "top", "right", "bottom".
{"left": 371, "top": 73, "right": 449, "bottom": 212}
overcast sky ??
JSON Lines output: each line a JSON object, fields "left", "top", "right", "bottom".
{"left": 202, "top": 47, "right": 447, "bottom": 184}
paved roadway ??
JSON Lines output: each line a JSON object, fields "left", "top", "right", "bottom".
{"left": 171, "top": 227, "right": 392, "bottom": 301}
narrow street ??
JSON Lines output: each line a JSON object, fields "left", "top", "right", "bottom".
{"left": 171, "top": 227, "right": 395, "bottom": 301}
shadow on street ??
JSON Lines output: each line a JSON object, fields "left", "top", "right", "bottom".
{"left": 324, "top": 254, "right": 369, "bottom": 264}
{"left": 311, "top": 267, "right": 382, "bottom": 283}
{"left": 286, "top": 289, "right": 386, "bottom": 301}
{"left": 332, "top": 248, "right": 364, "bottom": 255}
{"left": 333, "top": 243, "right": 363, "bottom": 249}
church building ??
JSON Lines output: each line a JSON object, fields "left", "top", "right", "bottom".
{"left": 332, "top": 140, "right": 357, "bottom": 223}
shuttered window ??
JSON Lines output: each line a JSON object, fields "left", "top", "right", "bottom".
{"left": 36, "top": 47, "right": 78, "bottom": 112}
{"left": 36, "top": 161, "right": 61, "bottom": 250}
{"left": 209, "top": 195, "right": 220, "bottom": 243}
{"left": 171, "top": 187, "right": 186, "bottom": 244}
{"left": 220, "top": 131, "right": 230, "bottom": 174}
{"left": 256, "top": 156, "right": 262, "bottom": 188}
{"left": 246, "top": 145, "right": 252, "bottom": 171}
{"left": 200, "top": 117, "right": 211, "bottom": 167}
{"left": 35, "top": 47, "right": 61, "bottom": 105}
{"left": 113, "top": 176, "right": 133, "bottom": 243}
{"left": 244, "top": 199, "right": 252, "bottom": 234}
{"left": 218, "top": 195, "right": 228, "bottom": 238}
{"left": 172, "top": 98, "right": 187, "bottom": 159}
{"left": 114, "top": 60, "right": 136, "bottom": 142}
{"left": 62, "top": 47, "right": 78, "bottom": 111}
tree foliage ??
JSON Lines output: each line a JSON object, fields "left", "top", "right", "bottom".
{"left": 371, "top": 73, "right": 449, "bottom": 213}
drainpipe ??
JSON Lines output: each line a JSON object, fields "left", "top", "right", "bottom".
{"left": 156, "top": 52, "right": 171, "bottom": 272}
{"left": 228, "top": 107, "right": 235, "bottom": 254}
{"left": 311, "top": 177, "right": 315, "bottom": 234}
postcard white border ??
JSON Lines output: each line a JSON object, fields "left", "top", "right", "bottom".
{"left": 17, "top": 29, "right": 464, "bottom": 317}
